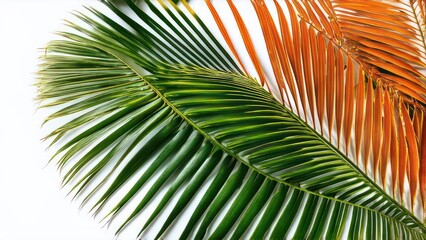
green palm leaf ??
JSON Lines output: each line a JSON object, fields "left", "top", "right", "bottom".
{"left": 37, "top": 0, "right": 426, "bottom": 239}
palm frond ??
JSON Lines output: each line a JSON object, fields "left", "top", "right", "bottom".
{"left": 206, "top": 0, "right": 426, "bottom": 219}
{"left": 38, "top": 0, "right": 426, "bottom": 238}
{"left": 384, "top": 0, "right": 426, "bottom": 222}
{"left": 319, "top": 0, "right": 426, "bottom": 105}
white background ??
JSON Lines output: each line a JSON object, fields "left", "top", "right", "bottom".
{"left": 0, "top": 1, "right": 115, "bottom": 239}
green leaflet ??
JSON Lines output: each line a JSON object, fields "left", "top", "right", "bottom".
{"left": 37, "top": 0, "right": 426, "bottom": 239}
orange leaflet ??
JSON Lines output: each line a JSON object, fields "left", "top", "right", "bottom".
{"left": 328, "top": 17, "right": 342, "bottom": 41}
{"left": 314, "top": 34, "right": 327, "bottom": 134}
{"left": 390, "top": 96, "right": 399, "bottom": 198}
{"left": 300, "top": 0, "right": 322, "bottom": 32}
{"left": 334, "top": 2, "right": 409, "bottom": 16}
{"left": 420, "top": 0, "right": 426, "bottom": 20}
{"left": 341, "top": 29, "right": 422, "bottom": 57}
{"left": 390, "top": 82, "right": 426, "bottom": 105}
{"left": 315, "top": 33, "right": 327, "bottom": 134}
{"left": 300, "top": 23, "right": 316, "bottom": 129}
{"left": 361, "top": 58, "right": 426, "bottom": 92}
{"left": 336, "top": 15, "right": 416, "bottom": 37}
{"left": 252, "top": 0, "right": 286, "bottom": 103}
{"left": 318, "top": 0, "right": 334, "bottom": 16}
{"left": 381, "top": 90, "right": 392, "bottom": 187}
{"left": 226, "top": 0, "right": 270, "bottom": 91}
{"left": 372, "top": 85, "right": 383, "bottom": 180}
{"left": 363, "top": 78, "right": 374, "bottom": 172}
{"left": 397, "top": 108, "right": 408, "bottom": 202}
{"left": 413, "top": 109, "right": 423, "bottom": 143}
{"left": 285, "top": 0, "right": 308, "bottom": 120}
{"left": 274, "top": 0, "right": 299, "bottom": 114}
{"left": 204, "top": 0, "right": 248, "bottom": 74}
{"left": 291, "top": 0, "right": 309, "bottom": 21}
{"left": 344, "top": 60, "right": 355, "bottom": 155}
{"left": 340, "top": 26, "right": 421, "bottom": 55}
{"left": 357, "top": 39, "right": 426, "bottom": 68}
{"left": 326, "top": 41, "right": 336, "bottom": 142}
{"left": 354, "top": 70, "right": 365, "bottom": 163}
{"left": 336, "top": 9, "right": 409, "bottom": 26}
{"left": 379, "top": 73, "right": 426, "bottom": 104}
{"left": 275, "top": 0, "right": 296, "bottom": 70}
{"left": 401, "top": 101, "right": 420, "bottom": 210}
{"left": 308, "top": 1, "right": 336, "bottom": 40}
{"left": 335, "top": 50, "right": 344, "bottom": 149}
{"left": 309, "top": 27, "right": 321, "bottom": 131}
{"left": 356, "top": 45, "right": 422, "bottom": 76}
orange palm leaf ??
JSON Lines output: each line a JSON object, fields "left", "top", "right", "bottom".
{"left": 331, "top": 0, "right": 426, "bottom": 105}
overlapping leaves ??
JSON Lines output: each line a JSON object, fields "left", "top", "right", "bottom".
{"left": 206, "top": 0, "right": 426, "bottom": 220}
{"left": 37, "top": 0, "right": 426, "bottom": 238}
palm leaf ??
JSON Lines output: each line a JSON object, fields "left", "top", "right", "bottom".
{"left": 327, "top": 1, "right": 426, "bottom": 210}
{"left": 207, "top": 0, "right": 426, "bottom": 218}
{"left": 37, "top": 0, "right": 426, "bottom": 238}
{"left": 314, "top": 0, "right": 426, "bottom": 105}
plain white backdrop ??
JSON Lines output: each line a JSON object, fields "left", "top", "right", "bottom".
{"left": 0, "top": 1, "right": 115, "bottom": 239}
